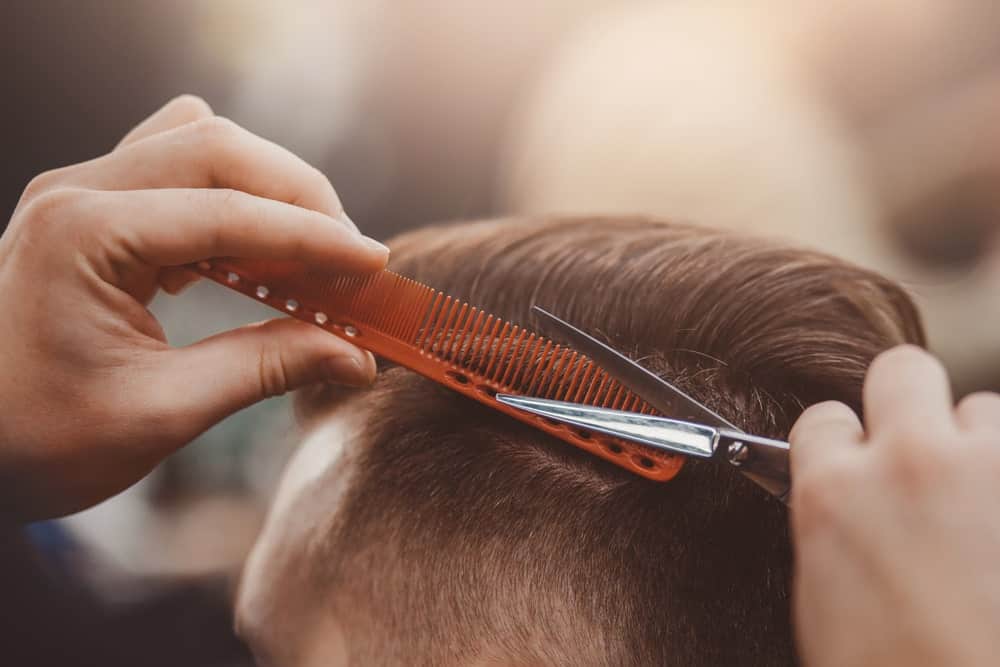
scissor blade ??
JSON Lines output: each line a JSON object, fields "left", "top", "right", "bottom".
{"left": 531, "top": 306, "right": 737, "bottom": 429}
{"left": 495, "top": 394, "right": 717, "bottom": 458}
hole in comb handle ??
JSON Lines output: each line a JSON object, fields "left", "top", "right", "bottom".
{"left": 605, "top": 442, "right": 625, "bottom": 455}
{"left": 475, "top": 384, "right": 497, "bottom": 398}
{"left": 446, "top": 370, "right": 470, "bottom": 385}
{"left": 634, "top": 455, "right": 656, "bottom": 470}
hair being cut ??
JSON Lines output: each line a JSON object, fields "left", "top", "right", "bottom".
{"left": 296, "top": 216, "right": 924, "bottom": 666}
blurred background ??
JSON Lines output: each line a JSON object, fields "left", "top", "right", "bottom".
{"left": 4, "top": 1, "right": 1000, "bottom": 664}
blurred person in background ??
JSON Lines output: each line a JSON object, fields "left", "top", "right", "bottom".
{"left": 502, "top": 0, "right": 1000, "bottom": 395}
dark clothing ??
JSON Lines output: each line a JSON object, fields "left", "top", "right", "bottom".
{"left": 1, "top": 525, "right": 252, "bottom": 667}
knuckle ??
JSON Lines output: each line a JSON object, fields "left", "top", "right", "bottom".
{"left": 207, "top": 186, "right": 246, "bottom": 211}
{"left": 192, "top": 115, "right": 242, "bottom": 147}
{"left": 19, "top": 187, "right": 85, "bottom": 231}
{"left": 257, "top": 339, "right": 292, "bottom": 399}
{"left": 308, "top": 165, "right": 341, "bottom": 213}
{"left": 881, "top": 442, "right": 941, "bottom": 491}
{"left": 208, "top": 188, "right": 263, "bottom": 234}
{"left": 166, "top": 94, "right": 213, "bottom": 121}
{"left": 881, "top": 421, "right": 947, "bottom": 452}
{"left": 20, "top": 168, "right": 71, "bottom": 204}
{"left": 869, "top": 344, "right": 941, "bottom": 382}
{"left": 190, "top": 116, "right": 249, "bottom": 180}
{"left": 201, "top": 186, "right": 245, "bottom": 220}
{"left": 956, "top": 392, "right": 1000, "bottom": 422}
{"left": 790, "top": 401, "right": 850, "bottom": 444}
{"left": 791, "top": 462, "right": 855, "bottom": 531}
{"left": 958, "top": 391, "right": 1000, "bottom": 409}
{"left": 195, "top": 187, "right": 275, "bottom": 259}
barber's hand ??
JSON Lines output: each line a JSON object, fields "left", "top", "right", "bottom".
{"left": 790, "top": 345, "right": 1000, "bottom": 667}
{"left": 0, "top": 96, "right": 388, "bottom": 520}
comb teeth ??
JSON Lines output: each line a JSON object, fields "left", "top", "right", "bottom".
{"left": 192, "top": 259, "right": 684, "bottom": 482}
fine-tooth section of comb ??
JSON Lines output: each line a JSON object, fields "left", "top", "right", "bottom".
{"left": 192, "top": 258, "right": 684, "bottom": 481}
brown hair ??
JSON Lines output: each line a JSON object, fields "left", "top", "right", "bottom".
{"left": 296, "top": 216, "right": 923, "bottom": 665}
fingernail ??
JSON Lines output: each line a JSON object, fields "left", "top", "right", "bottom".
{"left": 325, "top": 355, "right": 375, "bottom": 387}
{"left": 361, "top": 236, "right": 390, "bottom": 256}
{"left": 339, "top": 212, "right": 360, "bottom": 234}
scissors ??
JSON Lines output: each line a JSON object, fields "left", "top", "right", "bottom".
{"left": 496, "top": 307, "right": 791, "bottom": 504}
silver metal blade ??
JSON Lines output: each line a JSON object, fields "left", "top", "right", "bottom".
{"left": 531, "top": 306, "right": 738, "bottom": 429}
{"left": 495, "top": 394, "right": 718, "bottom": 458}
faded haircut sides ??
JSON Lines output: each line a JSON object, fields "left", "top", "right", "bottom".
{"left": 295, "top": 217, "right": 924, "bottom": 666}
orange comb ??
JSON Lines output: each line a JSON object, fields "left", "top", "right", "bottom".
{"left": 192, "top": 258, "right": 684, "bottom": 481}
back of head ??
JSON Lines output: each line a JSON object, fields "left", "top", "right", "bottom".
{"left": 259, "top": 217, "right": 923, "bottom": 666}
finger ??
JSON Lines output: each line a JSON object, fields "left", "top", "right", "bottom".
{"left": 158, "top": 266, "right": 201, "bottom": 295}
{"left": 64, "top": 116, "right": 350, "bottom": 225}
{"left": 153, "top": 318, "right": 377, "bottom": 438}
{"left": 863, "top": 345, "right": 954, "bottom": 441}
{"left": 116, "top": 95, "right": 214, "bottom": 149}
{"left": 121, "top": 98, "right": 238, "bottom": 296}
{"left": 955, "top": 392, "right": 1000, "bottom": 432}
{"left": 789, "top": 401, "right": 864, "bottom": 475}
{"left": 75, "top": 188, "right": 387, "bottom": 271}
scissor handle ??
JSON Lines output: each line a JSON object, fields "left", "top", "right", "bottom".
{"left": 716, "top": 429, "right": 791, "bottom": 504}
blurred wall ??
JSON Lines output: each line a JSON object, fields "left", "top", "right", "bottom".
{"left": 501, "top": 0, "right": 1000, "bottom": 394}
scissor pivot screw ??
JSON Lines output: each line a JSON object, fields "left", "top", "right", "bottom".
{"left": 727, "top": 441, "right": 750, "bottom": 467}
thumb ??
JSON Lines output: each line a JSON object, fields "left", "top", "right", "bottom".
{"left": 156, "top": 318, "right": 376, "bottom": 436}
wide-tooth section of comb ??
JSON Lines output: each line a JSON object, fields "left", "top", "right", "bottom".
{"left": 192, "top": 258, "right": 684, "bottom": 481}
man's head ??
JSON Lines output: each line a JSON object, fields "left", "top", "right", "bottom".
{"left": 236, "top": 217, "right": 923, "bottom": 666}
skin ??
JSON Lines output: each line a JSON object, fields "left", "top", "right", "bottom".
{"left": 791, "top": 345, "right": 1000, "bottom": 666}
{"left": 0, "top": 95, "right": 387, "bottom": 521}
{"left": 237, "top": 411, "right": 357, "bottom": 667}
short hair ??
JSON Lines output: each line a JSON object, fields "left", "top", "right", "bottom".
{"left": 295, "top": 217, "right": 923, "bottom": 665}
